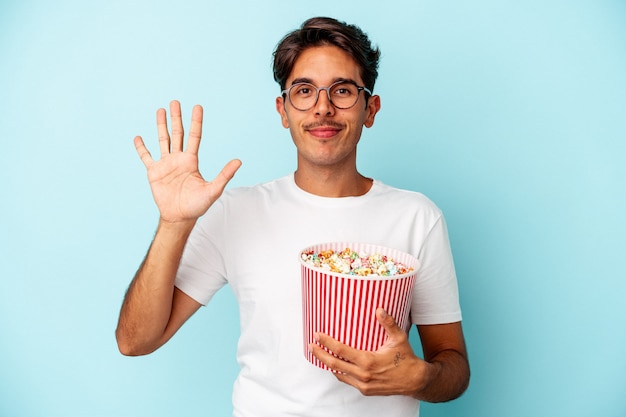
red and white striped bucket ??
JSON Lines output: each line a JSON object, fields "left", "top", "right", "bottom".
{"left": 300, "top": 242, "right": 419, "bottom": 371}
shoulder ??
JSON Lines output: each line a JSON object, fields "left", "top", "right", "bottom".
{"left": 216, "top": 175, "right": 293, "bottom": 208}
{"left": 371, "top": 180, "right": 443, "bottom": 216}
{"left": 223, "top": 175, "right": 291, "bottom": 197}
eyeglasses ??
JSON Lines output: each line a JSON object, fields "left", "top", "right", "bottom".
{"left": 281, "top": 81, "right": 372, "bottom": 111}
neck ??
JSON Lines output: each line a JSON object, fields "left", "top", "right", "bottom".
{"left": 294, "top": 167, "right": 373, "bottom": 197}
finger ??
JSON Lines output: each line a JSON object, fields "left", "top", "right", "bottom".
{"left": 308, "top": 342, "right": 347, "bottom": 372}
{"left": 156, "top": 107, "right": 170, "bottom": 156}
{"left": 208, "top": 159, "right": 242, "bottom": 193}
{"left": 186, "top": 105, "right": 203, "bottom": 155}
{"left": 134, "top": 136, "right": 154, "bottom": 167}
{"left": 219, "top": 159, "right": 243, "bottom": 182}
{"left": 169, "top": 100, "right": 184, "bottom": 153}
{"left": 314, "top": 333, "right": 360, "bottom": 365}
{"left": 309, "top": 341, "right": 361, "bottom": 377}
{"left": 376, "top": 308, "right": 405, "bottom": 342}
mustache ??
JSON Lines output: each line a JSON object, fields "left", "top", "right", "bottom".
{"left": 303, "top": 119, "right": 345, "bottom": 130}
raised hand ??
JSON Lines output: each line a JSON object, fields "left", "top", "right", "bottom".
{"left": 134, "top": 100, "right": 242, "bottom": 223}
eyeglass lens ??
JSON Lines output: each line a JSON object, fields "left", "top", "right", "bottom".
{"left": 288, "top": 82, "right": 361, "bottom": 111}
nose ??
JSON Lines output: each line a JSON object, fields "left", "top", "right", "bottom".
{"left": 314, "top": 87, "right": 335, "bottom": 116}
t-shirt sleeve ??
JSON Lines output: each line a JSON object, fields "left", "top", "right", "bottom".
{"left": 174, "top": 204, "right": 228, "bottom": 306}
{"left": 410, "top": 214, "right": 462, "bottom": 325}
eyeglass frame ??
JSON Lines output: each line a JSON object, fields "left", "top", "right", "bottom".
{"left": 281, "top": 80, "right": 373, "bottom": 111}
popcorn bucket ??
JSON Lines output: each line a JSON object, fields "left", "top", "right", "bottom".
{"left": 299, "top": 242, "right": 419, "bottom": 371}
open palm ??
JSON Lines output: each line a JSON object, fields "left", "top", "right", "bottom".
{"left": 134, "top": 100, "right": 241, "bottom": 223}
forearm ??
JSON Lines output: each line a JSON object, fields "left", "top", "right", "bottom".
{"left": 413, "top": 349, "right": 470, "bottom": 403}
{"left": 115, "top": 219, "right": 195, "bottom": 355}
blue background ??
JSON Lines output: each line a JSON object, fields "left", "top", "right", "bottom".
{"left": 1, "top": 1, "right": 625, "bottom": 416}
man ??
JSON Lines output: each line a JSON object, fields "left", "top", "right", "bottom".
{"left": 116, "top": 16, "right": 469, "bottom": 417}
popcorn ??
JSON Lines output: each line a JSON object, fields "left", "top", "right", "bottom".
{"left": 300, "top": 247, "right": 413, "bottom": 276}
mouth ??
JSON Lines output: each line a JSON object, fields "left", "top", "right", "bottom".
{"left": 304, "top": 121, "right": 345, "bottom": 139}
{"left": 307, "top": 127, "right": 342, "bottom": 139}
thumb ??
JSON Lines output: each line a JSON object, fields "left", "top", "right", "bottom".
{"left": 202, "top": 159, "right": 242, "bottom": 204}
{"left": 376, "top": 308, "right": 404, "bottom": 341}
{"left": 219, "top": 159, "right": 243, "bottom": 183}
{"left": 211, "top": 159, "right": 242, "bottom": 190}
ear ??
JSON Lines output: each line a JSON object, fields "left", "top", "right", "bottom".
{"left": 276, "top": 96, "right": 290, "bottom": 128}
{"left": 363, "top": 94, "right": 381, "bottom": 128}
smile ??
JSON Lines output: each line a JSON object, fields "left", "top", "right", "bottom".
{"left": 307, "top": 127, "right": 342, "bottom": 139}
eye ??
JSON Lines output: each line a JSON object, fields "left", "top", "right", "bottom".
{"left": 293, "top": 84, "right": 315, "bottom": 96}
{"left": 331, "top": 83, "right": 356, "bottom": 97}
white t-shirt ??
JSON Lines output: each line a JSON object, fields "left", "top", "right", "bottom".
{"left": 175, "top": 174, "right": 462, "bottom": 417}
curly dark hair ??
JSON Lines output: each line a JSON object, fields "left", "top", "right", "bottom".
{"left": 272, "top": 17, "right": 381, "bottom": 93}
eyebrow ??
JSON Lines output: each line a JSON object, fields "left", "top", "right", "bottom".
{"left": 289, "top": 77, "right": 359, "bottom": 87}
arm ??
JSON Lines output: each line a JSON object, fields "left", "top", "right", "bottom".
{"left": 115, "top": 220, "right": 200, "bottom": 356}
{"left": 115, "top": 100, "right": 241, "bottom": 356}
{"left": 311, "top": 308, "right": 469, "bottom": 402}
{"left": 414, "top": 321, "right": 470, "bottom": 402}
